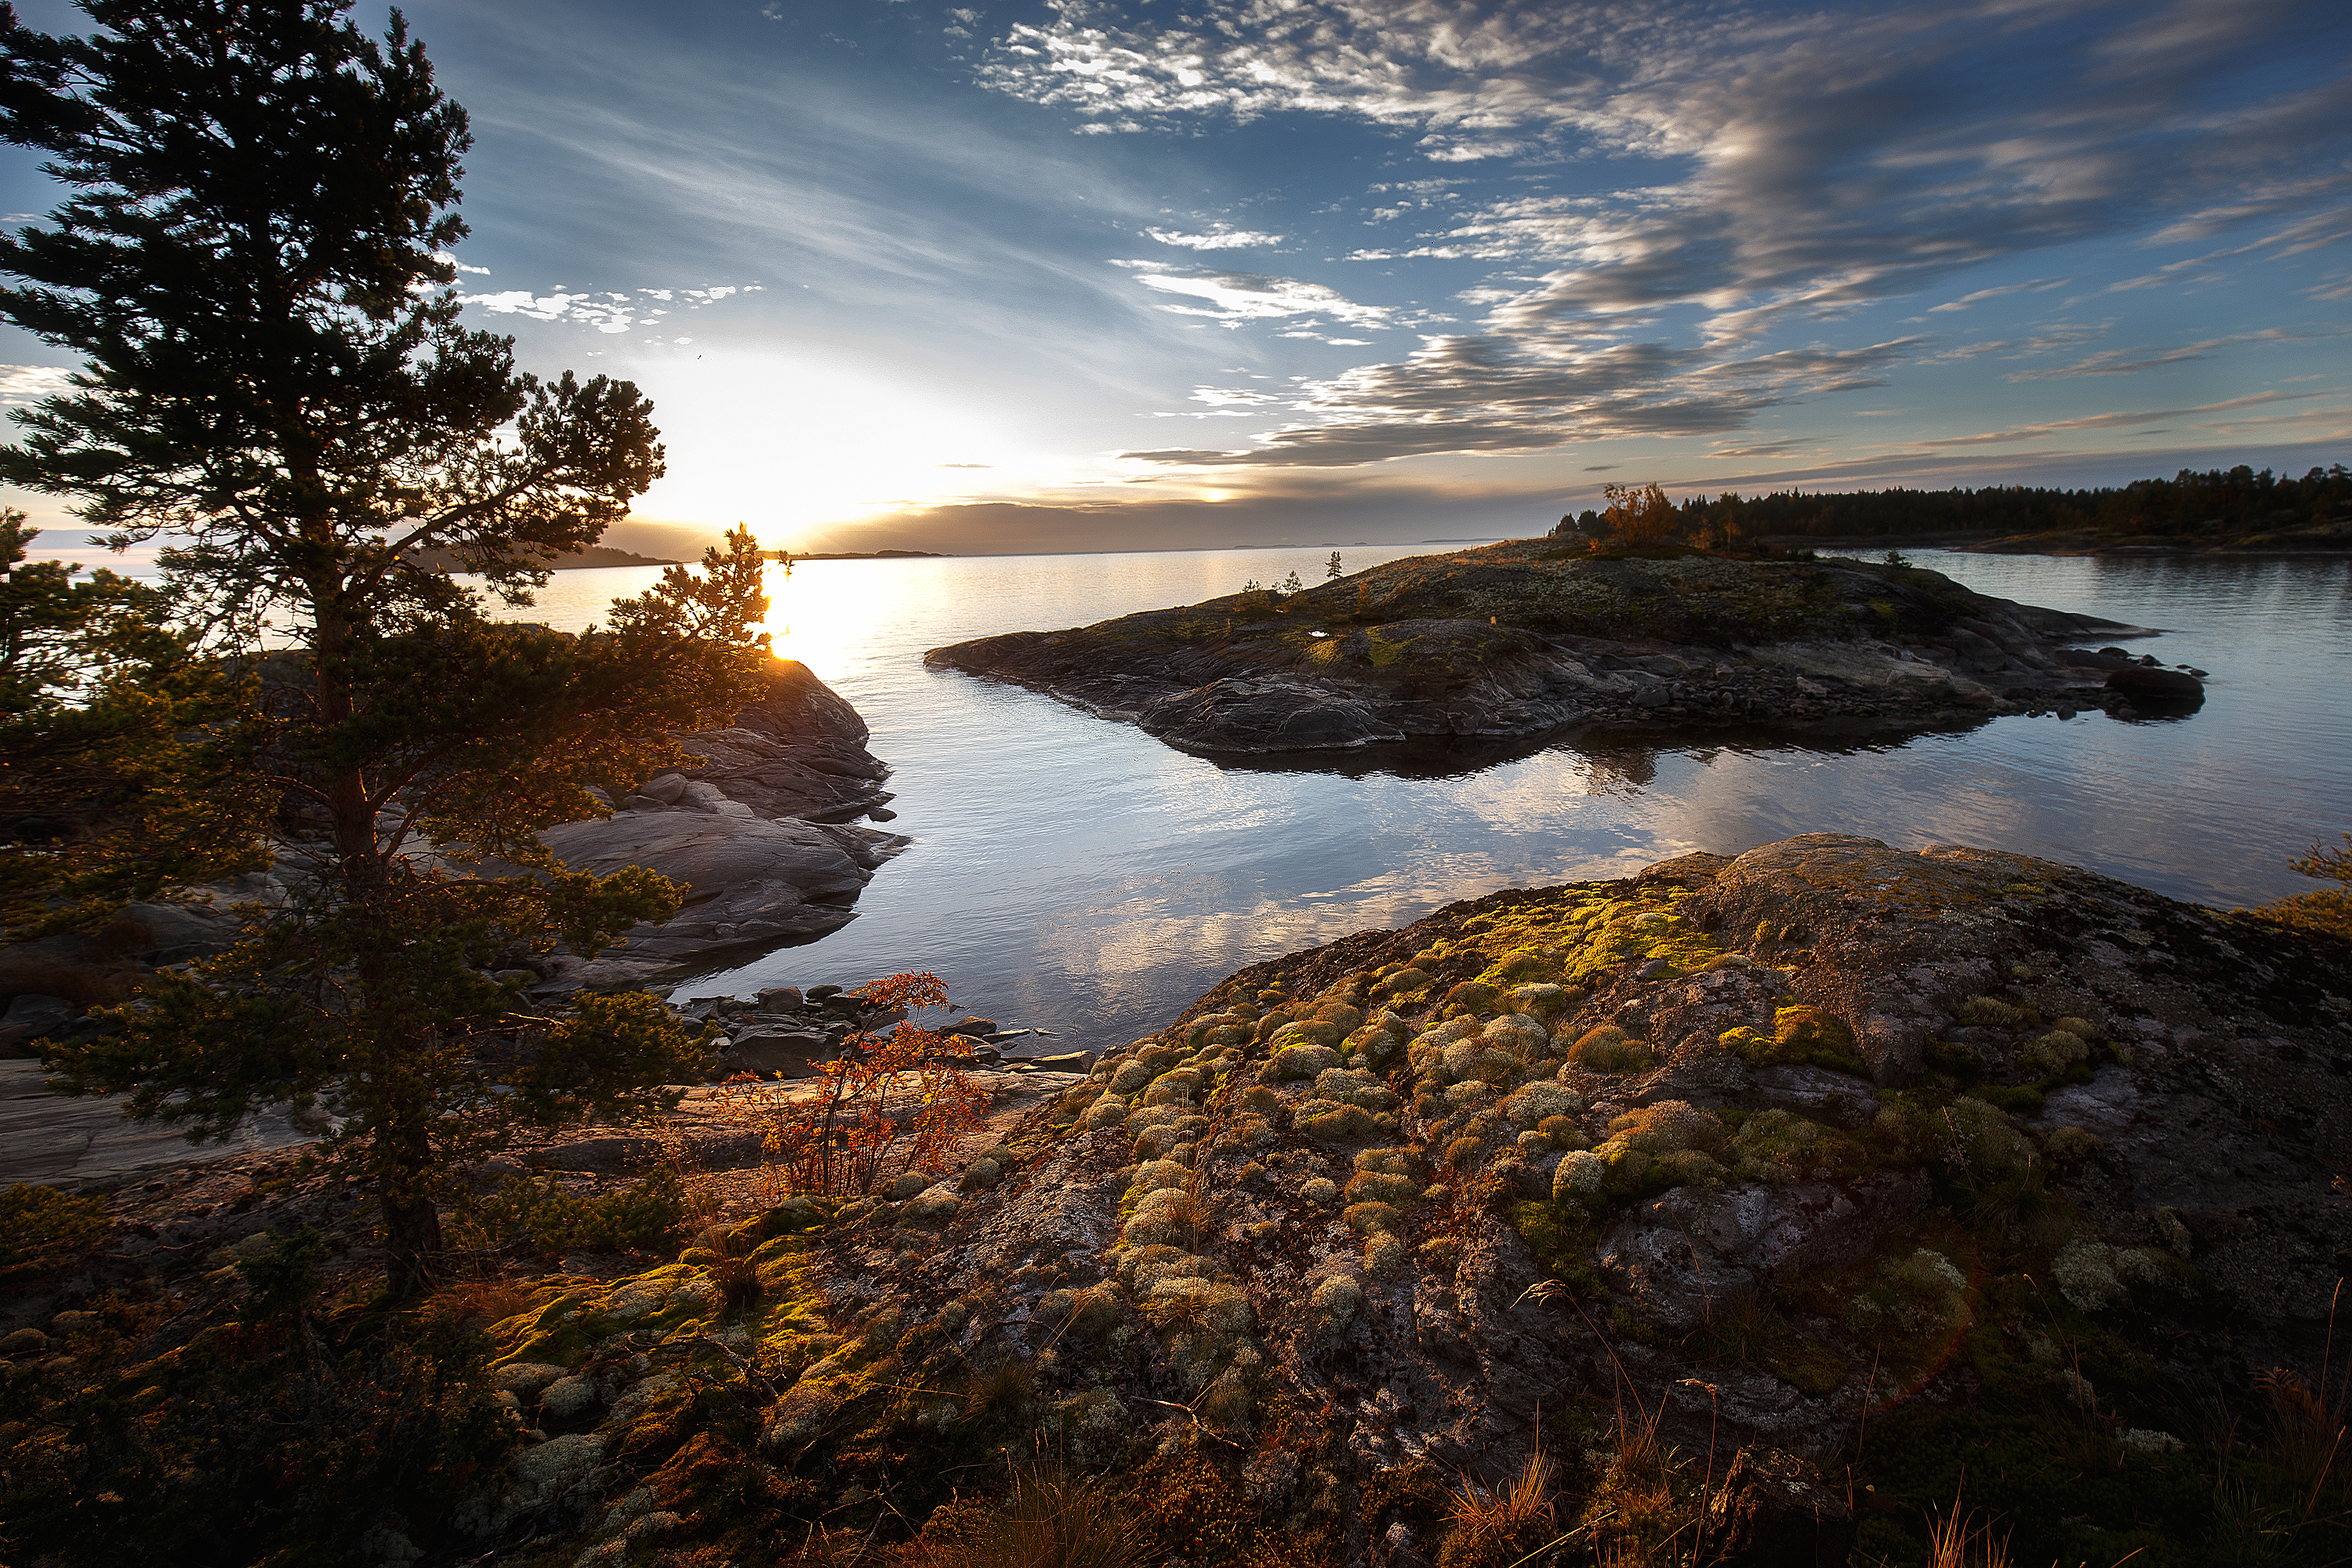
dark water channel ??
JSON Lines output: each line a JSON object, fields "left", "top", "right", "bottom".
{"left": 511, "top": 546, "right": 2352, "bottom": 1054}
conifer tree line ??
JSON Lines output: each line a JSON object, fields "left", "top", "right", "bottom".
{"left": 0, "top": 0, "right": 767, "bottom": 1294}
{"left": 1560, "top": 463, "right": 2352, "bottom": 546}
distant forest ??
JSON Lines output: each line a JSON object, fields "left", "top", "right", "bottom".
{"left": 1565, "top": 463, "right": 2352, "bottom": 543}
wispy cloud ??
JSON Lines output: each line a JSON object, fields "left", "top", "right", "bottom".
{"left": 1120, "top": 334, "right": 1919, "bottom": 466}
{"left": 458, "top": 283, "right": 764, "bottom": 335}
{"left": 2005, "top": 326, "right": 2346, "bottom": 380}
{"left": 1145, "top": 225, "right": 1284, "bottom": 249}
{"left": 0, "top": 364, "right": 74, "bottom": 405}
{"left": 1126, "top": 267, "right": 1393, "bottom": 328}
{"left": 1918, "top": 390, "right": 2318, "bottom": 446}
{"left": 1929, "top": 279, "right": 2070, "bottom": 314}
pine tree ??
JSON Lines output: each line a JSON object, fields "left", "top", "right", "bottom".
{"left": 0, "top": 0, "right": 771, "bottom": 1292}
{"left": 0, "top": 508, "right": 272, "bottom": 934}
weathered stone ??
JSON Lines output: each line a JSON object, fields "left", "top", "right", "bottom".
{"left": 1702, "top": 1447, "right": 1855, "bottom": 1567}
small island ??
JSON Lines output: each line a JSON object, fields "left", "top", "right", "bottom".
{"left": 927, "top": 537, "right": 2180, "bottom": 757}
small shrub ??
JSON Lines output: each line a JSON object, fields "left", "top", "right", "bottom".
{"left": 1443, "top": 981, "right": 1501, "bottom": 1014}
{"left": 2043, "top": 1125, "right": 2103, "bottom": 1165}
{"left": 448, "top": 1168, "right": 689, "bottom": 1256}
{"left": 2254, "top": 832, "right": 2352, "bottom": 940}
{"left": 1958, "top": 996, "right": 2025, "bottom": 1028}
{"left": 0, "top": 1184, "right": 110, "bottom": 1278}
{"left": 1569, "top": 1026, "right": 1650, "bottom": 1073}
{"left": 2016, "top": 1029, "right": 2089, "bottom": 1078}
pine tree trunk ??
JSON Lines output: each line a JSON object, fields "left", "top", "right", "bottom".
{"left": 379, "top": 1115, "right": 445, "bottom": 1299}
{"left": 309, "top": 593, "right": 381, "bottom": 894}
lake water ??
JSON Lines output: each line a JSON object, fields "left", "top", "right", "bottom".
{"left": 508, "top": 545, "right": 2352, "bottom": 1054}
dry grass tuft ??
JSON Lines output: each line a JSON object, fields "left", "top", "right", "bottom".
{"left": 712, "top": 1252, "right": 764, "bottom": 1316}
{"left": 2261, "top": 1363, "right": 2350, "bottom": 1519}
{"left": 417, "top": 1275, "right": 528, "bottom": 1334}
{"left": 1924, "top": 1499, "right": 2012, "bottom": 1568}
{"left": 957, "top": 1359, "right": 1038, "bottom": 1426}
{"left": 1439, "top": 1446, "right": 1557, "bottom": 1568}
{"left": 902, "top": 1468, "right": 1147, "bottom": 1568}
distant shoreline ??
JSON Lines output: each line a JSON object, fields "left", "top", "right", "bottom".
{"left": 769, "top": 549, "right": 949, "bottom": 561}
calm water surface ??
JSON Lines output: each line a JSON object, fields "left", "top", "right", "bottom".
{"left": 509, "top": 546, "right": 2352, "bottom": 1051}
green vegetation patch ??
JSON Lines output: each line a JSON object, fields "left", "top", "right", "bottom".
{"left": 1679, "top": 1295, "right": 1849, "bottom": 1398}
{"left": 1446, "top": 884, "right": 1725, "bottom": 996}
{"left": 1511, "top": 1200, "right": 1610, "bottom": 1299}
{"left": 0, "top": 1183, "right": 111, "bottom": 1279}
{"left": 1718, "top": 1004, "right": 1867, "bottom": 1075}
{"left": 446, "top": 1167, "right": 691, "bottom": 1258}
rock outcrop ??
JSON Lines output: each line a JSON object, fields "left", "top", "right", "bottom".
{"left": 0, "top": 658, "right": 904, "bottom": 1038}
{"left": 437, "top": 835, "right": 2350, "bottom": 1566}
{"left": 927, "top": 540, "right": 2179, "bottom": 757}
{"left": 447, "top": 657, "right": 908, "bottom": 993}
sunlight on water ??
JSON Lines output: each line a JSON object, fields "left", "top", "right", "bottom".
{"left": 500, "top": 544, "right": 2352, "bottom": 1055}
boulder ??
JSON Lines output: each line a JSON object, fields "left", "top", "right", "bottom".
{"left": 673, "top": 659, "right": 894, "bottom": 823}
{"left": 2104, "top": 665, "right": 2204, "bottom": 702}
{"left": 1702, "top": 1447, "right": 1855, "bottom": 1567}
{"left": 0, "top": 994, "right": 73, "bottom": 1058}
{"left": 526, "top": 1136, "right": 659, "bottom": 1174}
{"left": 532, "top": 813, "right": 906, "bottom": 989}
{"left": 1597, "top": 1172, "right": 1929, "bottom": 1332}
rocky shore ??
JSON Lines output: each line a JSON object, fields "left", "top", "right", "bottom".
{"left": 674, "top": 983, "right": 1089, "bottom": 1085}
{"left": 515, "top": 659, "right": 909, "bottom": 995}
{"left": 927, "top": 540, "right": 2200, "bottom": 757}
{"left": 0, "top": 656, "right": 904, "bottom": 1068}
{"left": 19, "top": 835, "right": 2339, "bottom": 1564}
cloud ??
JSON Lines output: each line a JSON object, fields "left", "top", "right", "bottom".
{"left": 2005, "top": 326, "right": 2347, "bottom": 380}
{"left": 1918, "top": 390, "right": 2319, "bottom": 445}
{"left": 1146, "top": 226, "right": 1285, "bottom": 249}
{"left": 1929, "top": 278, "right": 2069, "bottom": 313}
{"left": 457, "top": 281, "right": 764, "bottom": 335}
{"left": 433, "top": 250, "right": 493, "bottom": 276}
{"left": 1129, "top": 268, "right": 1393, "bottom": 327}
{"left": 0, "top": 364, "right": 74, "bottom": 405}
{"left": 989, "top": 0, "right": 2352, "bottom": 468}
{"left": 1119, "top": 334, "right": 1920, "bottom": 466}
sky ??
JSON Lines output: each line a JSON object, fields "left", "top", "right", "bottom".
{"left": 2, "top": 0, "right": 2349, "bottom": 557}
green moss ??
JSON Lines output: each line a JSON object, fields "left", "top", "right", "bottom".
{"left": 1719, "top": 1004, "right": 1868, "bottom": 1076}
{"left": 1511, "top": 1200, "right": 1609, "bottom": 1298}
{"left": 1724, "top": 1109, "right": 1875, "bottom": 1182}
{"left": 1680, "top": 1297, "right": 1849, "bottom": 1397}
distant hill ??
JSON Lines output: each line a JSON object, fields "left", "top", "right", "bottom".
{"left": 406, "top": 543, "right": 681, "bottom": 572}
{"left": 770, "top": 549, "right": 948, "bottom": 561}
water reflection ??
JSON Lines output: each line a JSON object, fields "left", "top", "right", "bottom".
{"left": 497, "top": 546, "right": 2351, "bottom": 1054}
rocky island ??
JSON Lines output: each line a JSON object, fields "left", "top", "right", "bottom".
{"left": 11, "top": 833, "right": 2347, "bottom": 1566}
{"left": 927, "top": 540, "right": 2198, "bottom": 757}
